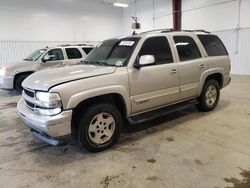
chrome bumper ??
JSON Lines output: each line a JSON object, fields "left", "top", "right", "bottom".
{"left": 0, "top": 75, "right": 14, "bottom": 89}
{"left": 17, "top": 98, "right": 72, "bottom": 140}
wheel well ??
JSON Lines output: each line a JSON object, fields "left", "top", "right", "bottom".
{"left": 205, "top": 73, "right": 223, "bottom": 88}
{"left": 14, "top": 72, "right": 33, "bottom": 88}
{"left": 71, "top": 93, "right": 127, "bottom": 138}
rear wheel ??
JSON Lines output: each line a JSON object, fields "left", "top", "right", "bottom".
{"left": 197, "top": 79, "right": 220, "bottom": 112}
{"left": 77, "top": 103, "right": 123, "bottom": 152}
{"left": 14, "top": 74, "right": 30, "bottom": 93}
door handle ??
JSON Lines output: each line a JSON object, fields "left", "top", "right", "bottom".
{"left": 170, "top": 69, "right": 177, "bottom": 74}
{"left": 199, "top": 64, "right": 205, "bottom": 69}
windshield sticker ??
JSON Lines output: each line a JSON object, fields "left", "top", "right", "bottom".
{"left": 119, "top": 41, "right": 135, "bottom": 46}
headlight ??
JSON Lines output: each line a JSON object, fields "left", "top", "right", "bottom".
{"left": 36, "top": 92, "right": 62, "bottom": 108}
{"left": 0, "top": 67, "right": 6, "bottom": 76}
{"left": 35, "top": 92, "right": 62, "bottom": 115}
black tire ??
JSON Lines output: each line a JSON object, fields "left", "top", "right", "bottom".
{"left": 14, "top": 74, "right": 30, "bottom": 93}
{"left": 77, "top": 103, "right": 123, "bottom": 152}
{"left": 197, "top": 79, "right": 220, "bottom": 112}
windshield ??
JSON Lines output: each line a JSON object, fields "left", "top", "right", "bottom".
{"left": 24, "top": 49, "right": 46, "bottom": 61}
{"left": 83, "top": 37, "right": 140, "bottom": 67}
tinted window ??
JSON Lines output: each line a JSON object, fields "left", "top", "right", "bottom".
{"left": 47, "top": 49, "right": 64, "bottom": 61}
{"left": 198, "top": 35, "right": 228, "bottom": 56}
{"left": 82, "top": 47, "right": 93, "bottom": 54}
{"left": 139, "top": 37, "right": 173, "bottom": 64}
{"left": 174, "top": 36, "right": 201, "bottom": 61}
{"left": 66, "top": 48, "right": 82, "bottom": 59}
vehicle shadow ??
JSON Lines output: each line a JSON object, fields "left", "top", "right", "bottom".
{"left": 117, "top": 98, "right": 231, "bottom": 147}
{"left": 0, "top": 89, "right": 20, "bottom": 97}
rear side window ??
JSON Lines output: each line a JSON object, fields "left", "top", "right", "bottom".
{"left": 82, "top": 47, "right": 93, "bottom": 54}
{"left": 139, "top": 37, "right": 173, "bottom": 64}
{"left": 174, "top": 36, "right": 201, "bottom": 62}
{"left": 66, "top": 48, "right": 82, "bottom": 59}
{"left": 198, "top": 35, "right": 228, "bottom": 56}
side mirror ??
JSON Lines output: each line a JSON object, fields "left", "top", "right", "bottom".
{"left": 134, "top": 55, "right": 155, "bottom": 69}
{"left": 42, "top": 55, "right": 55, "bottom": 62}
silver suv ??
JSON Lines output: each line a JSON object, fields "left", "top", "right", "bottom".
{"left": 17, "top": 29, "right": 231, "bottom": 152}
{"left": 0, "top": 44, "right": 93, "bottom": 92}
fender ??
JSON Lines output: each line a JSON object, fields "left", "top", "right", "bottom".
{"left": 198, "top": 68, "right": 225, "bottom": 96}
{"left": 66, "top": 85, "right": 131, "bottom": 116}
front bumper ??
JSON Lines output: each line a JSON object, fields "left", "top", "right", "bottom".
{"left": 17, "top": 98, "right": 72, "bottom": 145}
{"left": 0, "top": 75, "right": 14, "bottom": 89}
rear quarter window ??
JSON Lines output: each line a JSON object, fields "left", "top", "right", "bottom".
{"left": 198, "top": 35, "right": 228, "bottom": 56}
{"left": 82, "top": 47, "right": 93, "bottom": 55}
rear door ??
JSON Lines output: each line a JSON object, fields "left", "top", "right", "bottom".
{"left": 128, "top": 36, "right": 180, "bottom": 114}
{"left": 171, "top": 34, "right": 206, "bottom": 100}
{"left": 65, "top": 48, "right": 84, "bottom": 65}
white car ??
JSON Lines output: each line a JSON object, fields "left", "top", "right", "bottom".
{"left": 0, "top": 44, "right": 94, "bottom": 92}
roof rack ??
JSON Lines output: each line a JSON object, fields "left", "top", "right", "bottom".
{"left": 139, "top": 28, "right": 210, "bottom": 34}
{"left": 58, "top": 44, "right": 94, "bottom": 47}
{"left": 139, "top": 28, "right": 174, "bottom": 34}
{"left": 162, "top": 29, "right": 211, "bottom": 33}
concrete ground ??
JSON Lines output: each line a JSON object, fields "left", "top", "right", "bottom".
{"left": 0, "top": 75, "right": 250, "bottom": 188}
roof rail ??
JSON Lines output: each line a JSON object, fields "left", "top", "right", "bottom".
{"left": 139, "top": 28, "right": 210, "bottom": 34}
{"left": 139, "top": 28, "right": 175, "bottom": 34}
{"left": 176, "top": 29, "right": 210, "bottom": 33}
{"left": 161, "top": 29, "right": 210, "bottom": 33}
{"left": 57, "top": 44, "right": 94, "bottom": 47}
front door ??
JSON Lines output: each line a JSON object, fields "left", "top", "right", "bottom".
{"left": 40, "top": 48, "right": 65, "bottom": 69}
{"left": 128, "top": 36, "right": 180, "bottom": 114}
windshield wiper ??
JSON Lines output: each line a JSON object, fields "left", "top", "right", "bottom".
{"left": 81, "top": 61, "right": 108, "bottom": 66}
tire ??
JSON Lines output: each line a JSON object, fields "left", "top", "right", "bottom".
{"left": 77, "top": 103, "right": 123, "bottom": 152}
{"left": 14, "top": 74, "right": 30, "bottom": 93}
{"left": 197, "top": 79, "right": 220, "bottom": 112}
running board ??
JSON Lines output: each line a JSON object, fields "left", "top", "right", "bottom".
{"left": 128, "top": 99, "right": 198, "bottom": 124}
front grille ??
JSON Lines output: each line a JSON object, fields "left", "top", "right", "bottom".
{"left": 25, "top": 100, "right": 35, "bottom": 110}
{"left": 24, "top": 88, "right": 35, "bottom": 98}
{"left": 23, "top": 88, "right": 36, "bottom": 111}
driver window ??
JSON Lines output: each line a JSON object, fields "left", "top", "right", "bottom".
{"left": 45, "top": 49, "right": 64, "bottom": 61}
{"left": 138, "top": 37, "right": 173, "bottom": 65}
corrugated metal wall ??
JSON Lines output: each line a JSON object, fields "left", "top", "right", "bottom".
{"left": 214, "top": 28, "right": 250, "bottom": 75}
{"left": 1, "top": 31, "right": 250, "bottom": 75}
{"left": 0, "top": 41, "right": 99, "bottom": 66}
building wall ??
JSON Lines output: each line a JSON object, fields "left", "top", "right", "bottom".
{"left": 123, "top": 0, "right": 250, "bottom": 75}
{"left": 0, "top": 0, "right": 122, "bottom": 65}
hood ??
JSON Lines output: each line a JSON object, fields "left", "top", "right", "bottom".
{"left": 22, "top": 64, "right": 116, "bottom": 91}
{"left": 1, "top": 60, "right": 33, "bottom": 71}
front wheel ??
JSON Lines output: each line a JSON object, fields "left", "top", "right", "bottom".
{"left": 197, "top": 79, "right": 220, "bottom": 112}
{"left": 14, "top": 74, "right": 30, "bottom": 93}
{"left": 77, "top": 103, "right": 123, "bottom": 152}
